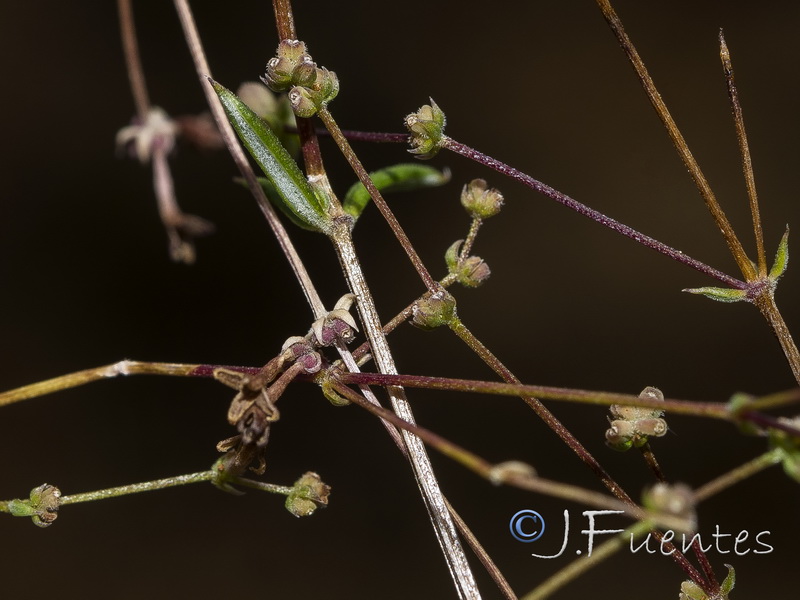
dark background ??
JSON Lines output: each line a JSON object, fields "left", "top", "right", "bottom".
{"left": 2, "top": 1, "right": 800, "bottom": 598}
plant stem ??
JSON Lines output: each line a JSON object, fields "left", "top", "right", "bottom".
{"left": 522, "top": 520, "right": 653, "bottom": 600}
{"left": 117, "top": 0, "right": 149, "bottom": 121}
{"left": 442, "top": 138, "right": 745, "bottom": 289}
{"left": 753, "top": 293, "right": 800, "bottom": 386}
{"left": 319, "top": 107, "right": 438, "bottom": 292}
{"left": 335, "top": 371, "right": 729, "bottom": 418}
{"left": 719, "top": 30, "right": 767, "bottom": 276}
{"left": 445, "top": 316, "right": 708, "bottom": 589}
{"left": 327, "top": 224, "right": 480, "bottom": 599}
{"left": 172, "top": 0, "right": 327, "bottom": 319}
{"left": 693, "top": 449, "right": 783, "bottom": 502}
{"left": 594, "top": 0, "right": 756, "bottom": 281}
{"left": 59, "top": 471, "right": 216, "bottom": 505}
{"left": 446, "top": 316, "right": 631, "bottom": 501}
{"left": 0, "top": 360, "right": 252, "bottom": 408}
{"left": 332, "top": 381, "right": 689, "bottom": 530}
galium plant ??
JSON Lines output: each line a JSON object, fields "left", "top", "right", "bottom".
{"left": 2, "top": 1, "right": 800, "bottom": 598}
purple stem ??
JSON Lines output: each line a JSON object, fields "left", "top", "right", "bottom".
{"left": 443, "top": 138, "right": 746, "bottom": 289}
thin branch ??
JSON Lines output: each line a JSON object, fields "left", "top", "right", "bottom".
{"left": 522, "top": 520, "right": 652, "bottom": 600}
{"left": 594, "top": 0, "right": 756, "bottom": 281}
{"left": 719, "top": 30, "right": 767, "bottom": 275}
{"left": 693, "top": 449, "right": 783, "bottom": 502}
{"left": 328, "top": 222, "right": 480, "bottom": 599}
{"left": 335, "top": 370, "right": 729, "bottom": 418}
{"left": 117, "top": 0, "right": 149, "bottom": 121}
{"left": 320, "top": 108, "right": 438, "bottom": 292}
{"left": 0, "top": 360, "right": 256, "bottom": 408}
{"left": 172, "top": 0, "right": 327, "bottom": 318}
{"left": 331, "top": 381, "right": 691, "bottom": 531}
{"left": 442, "top": 138, "right": 746, "bottom": 290}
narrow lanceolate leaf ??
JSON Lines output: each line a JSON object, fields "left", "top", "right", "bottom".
{"left": 682, "top": 286, "right": 748, "bottom": 303}
{"left": 211, "top": 79, "right": 331, "bottom": 233}
{"left": 342, "top": 164, "right": 451, "bottom": 220}
{"left": 769, "top": 225, "right": 790, "bottom": 281}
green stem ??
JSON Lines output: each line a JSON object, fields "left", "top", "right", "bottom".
{"left": 693, "top": 449, "right": 783, "bottom": 503}
{"left": 59, "top": 471, "right": 216, "bottom": 505}
{"left": 522, "top": 520, "right": 653, "bottom": 600}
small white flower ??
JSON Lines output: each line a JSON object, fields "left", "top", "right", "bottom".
{"left": 116, "top": 106, "right": 178, "bottom": 163}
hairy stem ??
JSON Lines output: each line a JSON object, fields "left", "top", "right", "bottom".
{"left": 443, "top": 138, "right": 745, "bottom": 289}
{"left": 719, "top": 30, "right": 767, "bottom": 275}
{"left": 594, "top": 0, "right": 755, "bottom": 281}
{"left": 753, "top": 293, "right": 800, "bottom": 386}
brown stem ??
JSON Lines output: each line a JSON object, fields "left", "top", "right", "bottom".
{"left": 594, "top": 0, "right": 755, "bottom": 281}
{"left": 319, "top": 108, "right": 438, "bottom": 292}
{"left": 117, "top": 0, "right": 150, "bottom": 121}
{"left": 272, "top": 0, "right": 296, "bottom": 40}
{"left": 754, "top": 293, "right": 800, "bottom": 386}
{"left": 719, "top": 30, "right": 768, "bottom": 276}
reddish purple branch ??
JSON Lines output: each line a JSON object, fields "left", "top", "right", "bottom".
{"left": 442, "top": 138, "right": 746, "bottom": 289}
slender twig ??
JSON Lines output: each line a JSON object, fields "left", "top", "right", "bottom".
{"left": 444, "top": 316, "right": 708, "bottom": 589}
{"left": 0, "top": 360, "right": 257, "bottom": 408}
{"left": 719, "top": 30, "right": 767, "bottom": 276}
{"left": 319, "top": 108, "right": 438, "bottom": 292}
{"left": 445, "top": 498, "right": 518, "bottom": 600}
{"left": 753, "top": 293, "right": 800, "bottom": 386}
{"left": 442, "top": 138, "right": 745, "bottom": 289}
{"left": 638, "top": 443, "right": 666, "bottom": 482}
{"left": 522, "top": 520, "right": 653, "bottom": 600}
{"left": 172, "top": 0, "right": 326, "bottom": 318}
{"left": 59, "top": 471, "right": 216, "bottom": 505}
{"left": 594, "top": 0, "right": 755, "bottom": 281}
{"left": 327, "top": 221, "right": 480, "bottom": 598}
{"left": 331, "top": 381, "right": 691, "bottom": 531}
{"left": 694, "top": 449, "right": 783, "bottom": 502}
{"left": 335, "top": 371, "right": 729, "bottom": 418}
{"left": 117, "top": 0, "right": 149, "bottom": 121}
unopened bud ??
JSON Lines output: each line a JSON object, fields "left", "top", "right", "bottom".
{"left": 461, "top": 179, "right": 504, "bottom": 219}
{"left": 285, "top": 471, "right": 331, "bottom": 517}
{"left": 405, "top": 99, "right": 446, "bottom": 159}
{"left": 411, "top": 289, "right": 457, "bottom": 330}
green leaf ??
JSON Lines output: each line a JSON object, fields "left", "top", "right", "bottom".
{"left": 682, "top": 286, "right": 748, "bottom": 303}
{"left": 211, "top": 79, "right": 331, "bottom": 233}
{"left": 343, "top": 164, "right": 451, "bottom": 220}
{"left": 769, "top": 225, "right": 789, "bottom": 281}
{"left": 720, "top": 564, "right": 736, "bottom": 597}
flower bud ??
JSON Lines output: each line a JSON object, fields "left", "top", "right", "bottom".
{"left": 288, "top": 86, "right": 318, "bottom": 118}
{"left": 643, "top": 482, "right": 696, "bottom": 533}
{"left": 461, "top": 179, "right": 504, "bottom": 219}
{"left": 405, "top": 99, "right": 446, "bottom": 159}
{"left": 456, "top": 256, "right": 491, "bottom": 287}
{"left": 263, "top": 40, "right": 310, "bottom": 92}
{"left": 411, "top": 289, "right": 457, "bottom": 330}
{"left": 285, "top": 471, "right": 331, "bottom": 517}
{"left": 8, "top": 484, "right": 61, "bottom": 528}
